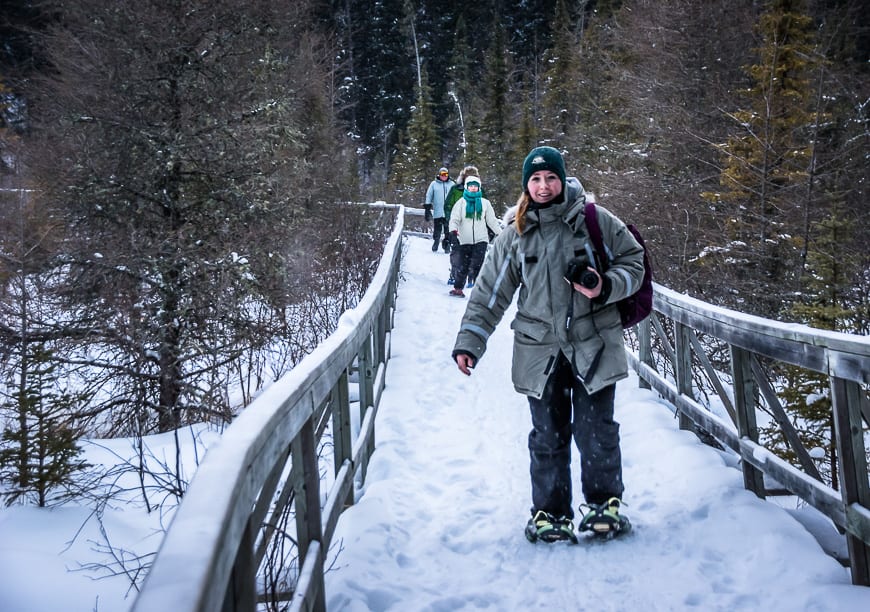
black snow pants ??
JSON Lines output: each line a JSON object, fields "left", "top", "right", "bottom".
{"left": 527, "top": 352, "right": 623, "bottom": 519}
{"left": 452, "top": 241, "right": 487, "bottom": 290}
{"left": 432, "top": 217, "right": 449, "bottom": 251}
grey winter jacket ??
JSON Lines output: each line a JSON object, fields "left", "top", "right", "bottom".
{"left": 452, "top": 178, "right": 645, "bottom": 397}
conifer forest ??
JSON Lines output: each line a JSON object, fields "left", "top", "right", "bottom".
{"left": 0, "top": 1, "right": 867, "bottom": 503}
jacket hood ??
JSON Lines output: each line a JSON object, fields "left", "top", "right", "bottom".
{"left": 561, "top": 177, "right": 587, "bottom": 226}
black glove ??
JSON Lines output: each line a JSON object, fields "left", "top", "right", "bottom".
{"left": 424, "top": 204, "right": 433, "bottom": 221}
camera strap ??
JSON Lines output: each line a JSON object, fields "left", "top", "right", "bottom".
{"left": 566, "top": 297, "right": 606, "bottom": 384}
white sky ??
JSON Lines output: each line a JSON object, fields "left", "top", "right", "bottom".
{"left": 1, "top": 234, "right": 869, "bottom": 611}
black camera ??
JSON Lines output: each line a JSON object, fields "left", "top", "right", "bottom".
{"left": 564, "top": 257, "right": 599, "bottom": 289}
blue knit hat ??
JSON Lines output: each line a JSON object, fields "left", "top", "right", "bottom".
{"left": 522, "top": 146, "right": 566, "bottom": 190}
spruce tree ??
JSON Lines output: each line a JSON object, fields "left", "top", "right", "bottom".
{"left": 391, "top": 67, "right": 441, "bottom": 202}
{"left": 769, "top": 209, "right": 855, "bottom": 487}
{"left": 444, "top": 14, "right": 474, "bottom": 166}
{"left": 538, "top": 0, "right": 582, "bottom": 145}
{"left": 477, "top": 17, "right": 514, "bottom": 210}
{"left": 701, "top": 0, "right": 818, "bottom": 316}
{"left": 0, "top": 344, "right": 90, "bottom": 507}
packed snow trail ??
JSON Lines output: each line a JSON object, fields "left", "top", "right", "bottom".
{"left": 324, "top": 235, "right": 870, "bottom": 611}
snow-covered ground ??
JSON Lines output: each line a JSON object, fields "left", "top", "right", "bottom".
{"left": 1, "top": 234, "right": 868, "bottom": 611}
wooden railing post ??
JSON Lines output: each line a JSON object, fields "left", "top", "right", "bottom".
{"left": 291, "top": 416, "right": 326, "bottom": 611}
{"left": 674, "top": 322, "right": 693, "bottom": 431}
{"left": 637, "top": 317, "right": 652, "bottom": 390}
{"left": 357, "top": 335, "right": 375, "bottom": 483}
{"left": 730, "top": 345, "right": 765, "bottom": 498}
{"left": 830, "top": 376, "right": 870, "bottom": 586}
{"left": 332, "top": 370, "right": 354, "bottom": 508}
{"left": 222, "top": 518, "right": 256, "bottom": 612}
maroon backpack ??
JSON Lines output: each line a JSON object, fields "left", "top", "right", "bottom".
{"left": 583, "top": 202, "right": 653, "bottom": 329}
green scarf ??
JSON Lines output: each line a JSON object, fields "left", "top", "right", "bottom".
{"left": 464, "top": 190, "right": 482, "bottom": 220}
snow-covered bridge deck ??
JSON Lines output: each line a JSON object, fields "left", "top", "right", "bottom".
{"left": 324, "top": 235, "right": 870, "bottom": 611}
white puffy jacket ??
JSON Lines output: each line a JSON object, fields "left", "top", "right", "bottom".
{"left": 448, "top": 196, "right": 502, "bottom": 245}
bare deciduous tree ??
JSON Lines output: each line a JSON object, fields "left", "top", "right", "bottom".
{"left": 23, "top": 0, "right": 345, "bottom": 434}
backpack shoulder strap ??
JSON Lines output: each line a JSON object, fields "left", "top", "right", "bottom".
{"left": 583, "top": 201, "right": 608, "bottom": 270}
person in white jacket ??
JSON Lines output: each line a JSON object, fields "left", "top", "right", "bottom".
{"left": 447, "top": 176, "right": 501, "bottom": 297}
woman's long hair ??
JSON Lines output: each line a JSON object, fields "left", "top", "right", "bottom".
{"left": 515, "top": 191, "right": 531, "bottom": 235}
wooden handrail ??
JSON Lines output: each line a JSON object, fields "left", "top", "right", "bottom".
{"left": 133, "top": 207, "right": 405, "bottom": 612}
{"left": 632, "top": 283, "right": 870, "bottom": 585}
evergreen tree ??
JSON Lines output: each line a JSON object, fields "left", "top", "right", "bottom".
{"left": 0, "top": 344, "right": 90, "bottom": 507}
{"left": 477, "top": 17, "right": 515, "bottom": 210}
{"left": 391, "top": 66, "right": 441, "bottom": 202}
{"left": 538, "top": 0, "right": 582, "bottom": 145}
{"left": 444, "top": 14, "right": 474, "bottom": 166}
{"left": 342, "top": 0, "right": 415, "bottom": 194}
{"left": 407, "top": 0, "right": 456, "bottom": 136}
{"left": 701, "top": 0, "right": 819, "bottom": 316}
{"left": 515, "top": 78, "right": 538, "bottom": 165}
{"left": 768, "top": 209, "right": 855, "bottom": 487}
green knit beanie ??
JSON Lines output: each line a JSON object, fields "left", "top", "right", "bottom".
{"left": 521, "top": 146, "right": 566, "bottom": 191}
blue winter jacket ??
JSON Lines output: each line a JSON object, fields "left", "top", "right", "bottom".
{"left": 426, "top": 177, "right": 456, "bottom": 219}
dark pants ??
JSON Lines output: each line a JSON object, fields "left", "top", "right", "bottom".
{"left": 432, "top": 218, "right": 448, "bottom": 251}
{"left": 453, "top": 242, "right": 487, "bottom": 289}
{"left": 528, "top": 352, "right": 623, "bottom": 518}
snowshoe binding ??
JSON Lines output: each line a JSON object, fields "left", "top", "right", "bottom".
{"left": 578, "top": 497, "right": 631, "bottom": 540}
{"left": 525, "top": 510, "right": 578, "bottom": 544}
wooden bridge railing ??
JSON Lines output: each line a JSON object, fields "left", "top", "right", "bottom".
{"left": 133, "top": 208, "right": 405, "bottom": 612}
{"left": 630, "top": 284, "right": 870, "bottom": 586}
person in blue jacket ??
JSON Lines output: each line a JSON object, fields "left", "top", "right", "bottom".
{"left": 425, "top": 167, "right": 456, "bottom": 252}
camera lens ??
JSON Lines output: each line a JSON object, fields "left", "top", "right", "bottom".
{"left": 579, "top": 269, "right": 598, "bottom": 289}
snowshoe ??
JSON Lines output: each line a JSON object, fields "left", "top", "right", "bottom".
{"left": 525, "top": 510, "right": 578, "bottom": 544}
{"left": 578, "top": 498, "right": 631, "bottom": 539}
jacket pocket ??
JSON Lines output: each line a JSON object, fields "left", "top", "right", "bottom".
{"left": 510, "top": 318, "right": 557, "bottom": 398}
{"left": 510, "top": 316, "right": 550, "bottom": 342}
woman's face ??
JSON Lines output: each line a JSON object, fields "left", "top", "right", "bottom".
{"left": 527, "top": 170, "right": 562, "bottom": 204}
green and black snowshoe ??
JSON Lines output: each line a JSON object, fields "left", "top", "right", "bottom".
{"left": 525, "top": 510, "right": 579, "bottom": 544}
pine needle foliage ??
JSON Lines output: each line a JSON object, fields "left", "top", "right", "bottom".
{"left": 701, "top": 0, "right": 819, "bottom": 316}
{"left": 0, "top": 344, "right": 90, "bottom": 507}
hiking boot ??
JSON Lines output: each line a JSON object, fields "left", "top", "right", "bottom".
{"left": 449, "top": 288, "right": 465, "bottom": 297}
{"left": 578, "top": 497, "right": 631, "bottom": 536}
{"left": 525, "top": 510, "right": 578, "bottom": 544}
{"left": 432, "top": 242, "right": 438, "bottom": 252}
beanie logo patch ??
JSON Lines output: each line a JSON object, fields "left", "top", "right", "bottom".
{"left": 531, "top": 155, "right": 546, "bottom": 165}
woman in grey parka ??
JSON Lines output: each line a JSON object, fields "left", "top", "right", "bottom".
{"left": 451, "top": 146, "right": 645, "bottom": 544}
